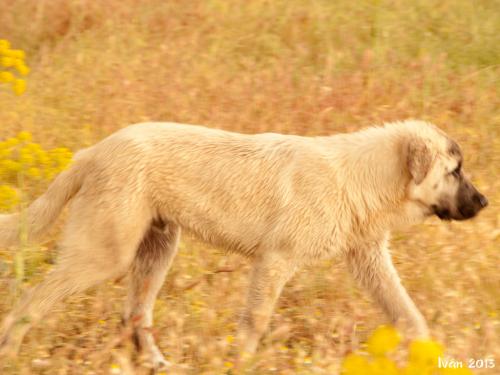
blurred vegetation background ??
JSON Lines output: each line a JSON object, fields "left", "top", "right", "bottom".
{"left": 0, "top": 0, "right": 498, "bottom": 374}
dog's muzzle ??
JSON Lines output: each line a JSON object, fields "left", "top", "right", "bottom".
{"left": 457, "top": 192, "right": 488, "bottom": 219}
{"left": 433, "top": 191, "right": 488, "bottom": 221}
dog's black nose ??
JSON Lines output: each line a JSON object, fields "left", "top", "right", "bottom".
{"left": 475, "top": 193, "right": 488, "bottom": 208}
{"left": 479, "top": 194, "right": 488, "bottom": 208}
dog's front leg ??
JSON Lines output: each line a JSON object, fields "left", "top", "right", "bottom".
{"left": 237, "top": 252, "right": 297, "bottom": 358}
{"left": 346, "top": 238, "right": 429, "bottom": 338}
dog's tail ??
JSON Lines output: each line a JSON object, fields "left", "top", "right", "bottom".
{"left": 0, "top": 151, "right": 89, "bottom": 248}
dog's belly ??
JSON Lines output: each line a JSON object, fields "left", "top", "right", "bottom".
{"left": 161, "top": 195, "right": 283, "bottom": 257}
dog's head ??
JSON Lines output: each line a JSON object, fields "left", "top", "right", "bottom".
{"left": 404, "top": 121, "right": 488, "bottom": 221}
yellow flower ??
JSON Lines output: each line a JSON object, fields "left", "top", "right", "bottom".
{"left": 15, "top": 61, "right": 30, "bottom": 76}
{"left": 26, "top": 167, "right": 41, "bottom": 179}
{"left": 12, "top": 78, "right": 26, "bottom": 95}
{"left": 1, "top": 56, "right": 15, "bottom": 67}
{"left": 408, "top": 339, "right": 444, "bottom": 367}
{"left": 49, "top": 147, "right": 73, "bottom": 171}
{"left": 366, "top": 325, "right": 401, "bottom": 356}
{"left": 341, "top": 353, "right": 371, "bottom": 375}
{"left": 36, "top": 151, "right": 51, "bottom": 167}
{"left": 19, "top": 147, "right": 35, "bottom": 165}
{"left": 369, "top": 357, "right": 399, "bottom": 375}
{"left": 6, "top": 49, "right": 26, "bottom": 60}
{"left": 5, "top": 137, "right": 19, "bottom": 147}
{"left": 0, "top": 71, "right": 14, "bottom": 83}
{"left": 17, "top": 131, "right": 32, "bottom": 142}
{"left": 0, "top": 148, "right": 11, "bottom": 159}
{"left": 0, "top": 185, "right": 19, "bottom": 211}
{"left": 1, "top": 159, "right": 21, "bottom": 173}
{"left": 0, "top": 39, "right": 11, "bottom": 52}
{"left": 26, "top": 142, "right": 42, "bottom": 151}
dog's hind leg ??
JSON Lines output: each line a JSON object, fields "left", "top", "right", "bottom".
{"left": 122, "top": 220, "right": 180, "bottom": 369}
{"left": 0, "top": 201, "right": 149, "bottom": 358}
{"left": 237, "top": 251, "right": 297, "bottom": 358}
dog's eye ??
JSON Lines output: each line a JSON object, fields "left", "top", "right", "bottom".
{"left": 451, "top": 165, "right": 461, "bottom": 178}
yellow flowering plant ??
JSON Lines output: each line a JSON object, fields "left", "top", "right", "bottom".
{"left": 0, "top": 130, "right": 72, "bottom": 284}
{"left": 0, "top": 130, "right": 72, "bottom": 211}
{"left": 0, "top": 39, "right": 29, "bottom": 95}
{"left": 342, "top": 325, "right": 473, "bottom": 375}
{"left": 0, "top": 184, "right": 19, "bottom": 211}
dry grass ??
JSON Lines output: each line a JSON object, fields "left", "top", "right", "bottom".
{"left": 0, "top": 0, "right": 499, "bottom": 373}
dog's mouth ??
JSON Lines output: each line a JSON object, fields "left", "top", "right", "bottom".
{"left": 431, "top": 204, "right": 479, "bottom": 221}
{"left": 431, "top": 205, "right": 452, "bottom": 221}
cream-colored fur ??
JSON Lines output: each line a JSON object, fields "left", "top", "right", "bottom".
{"left": 0, "top": 120, "right": 487, "bottom": 366}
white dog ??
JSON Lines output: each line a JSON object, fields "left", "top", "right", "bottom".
{"left": 0, "top": 120, "right": 488, "bottom": 367}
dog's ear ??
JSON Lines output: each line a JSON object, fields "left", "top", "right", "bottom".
{"left": 407, "top": 138, "right": 432, "bottom": 185}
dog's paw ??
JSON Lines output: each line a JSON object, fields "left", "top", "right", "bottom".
{"left": 140, "top": 346, "right": 172, "bottom": 370}
{"left": 151, "top": 354, "right": 172, "bottom": 370}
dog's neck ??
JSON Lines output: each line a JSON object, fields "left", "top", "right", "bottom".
{"left": 318, "top": 126, "right": 417, "bottom": 231}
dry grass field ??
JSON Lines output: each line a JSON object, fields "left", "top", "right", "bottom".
{"left": 0, "top": 0, "right": 499, "bottom": 374}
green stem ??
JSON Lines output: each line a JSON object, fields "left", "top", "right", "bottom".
{"left": 14, "top": 171, "right": 27, "bottom": 289}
